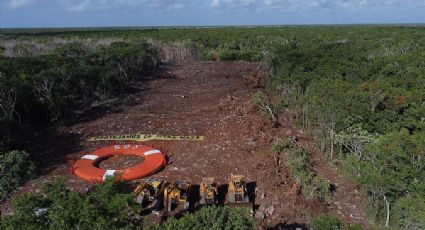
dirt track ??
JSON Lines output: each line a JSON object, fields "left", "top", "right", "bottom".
{"left": 1, "top": 61, "right": 368, "bottom": 229}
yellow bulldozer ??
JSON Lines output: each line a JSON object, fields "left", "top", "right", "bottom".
{"left": 199, "top": 177, "right": 218, "bottom": 205}
{"left": 163, "top": 180, "right": 192, "bottom": 213}
{"left": 134, "top": 178, "right": 165, "bottom": 211}
{"left": 226, "top": 174, "right": 251, "bottom": 208}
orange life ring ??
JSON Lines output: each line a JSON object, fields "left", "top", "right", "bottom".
{"left": 73, "top": 145, "right": 166, "bottom": 182}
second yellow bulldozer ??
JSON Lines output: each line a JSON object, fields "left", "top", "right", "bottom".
{"left": 226, "top": 174, "right": 251, "bottom": 208}
{"left": 163, "top": 180, "right": 192, "bottom": 213}
{"left": 199, "top": 177, "right": 218, "bottom": 205}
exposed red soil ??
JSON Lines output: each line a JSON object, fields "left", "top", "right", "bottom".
{"left": 0, "top": 61, "right": 368, "bottom": 229}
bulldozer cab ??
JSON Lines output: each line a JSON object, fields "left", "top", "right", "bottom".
{"left": 133, "top": 178, "right": 165, "bottom": 209}
{"left": 229, "top": 175, "right": 246, "bottom": 193}
{"left": 200, "top": 177, "right": 215, "bottom": 191}
{"left": 164, "top": 180, "right": 192, "bottom": 213}
{"left": 200, "top": 177, "right": 217, "bottom": 205}
{"left": 226, "top": 174, "right": 250, "bottom": 206}
{"left": 148, "top": 178, "right": 165, "bottom": 197}
{"left": 175, "top": 180, "right": 191, "bottom": 202}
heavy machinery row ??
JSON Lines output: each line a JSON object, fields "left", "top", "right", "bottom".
{"left": 72, "top": 145, "right": 253, "bottom": 216}
{"left": 132, "top": 175, "right": 252, "bottom": 215}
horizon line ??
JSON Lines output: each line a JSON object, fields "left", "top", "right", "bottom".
{"left": 1, "top": 22, "right": 425, "bottom": 30}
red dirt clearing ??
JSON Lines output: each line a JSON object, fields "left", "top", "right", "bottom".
{"left": 0, "top": 61, "right": 368, "bottom": 229}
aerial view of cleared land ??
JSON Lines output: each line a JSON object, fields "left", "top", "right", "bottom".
{"left": 1, "top": 2, "right": 425, "bottom": 230}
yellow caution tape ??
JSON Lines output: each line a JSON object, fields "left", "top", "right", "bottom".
{"left": 88, "top": 133, "right": 205, "bottom": 142}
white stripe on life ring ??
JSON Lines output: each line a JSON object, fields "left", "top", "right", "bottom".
{"left": 103, "top": 170, "right": 116, "bottom": 180}
{"left": 82, "top": 155, "right": 99, "bottom": 160}
{"left": 144, "top": 150, "right": 161, "bottom": 156}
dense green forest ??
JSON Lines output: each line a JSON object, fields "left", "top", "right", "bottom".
{"left": 1, "top": 26, "right": 424, "bottom": 229}
{"left": 265, "top": 26, "right": 425, "bottom": 229}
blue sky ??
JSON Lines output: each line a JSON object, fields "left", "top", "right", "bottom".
{"left": 1, "top": 0, "right": 425, "bottom": 28}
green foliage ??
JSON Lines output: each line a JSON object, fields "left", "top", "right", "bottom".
{"left": 271, "top": 138, "right": 294, "bottom": 154}
{"left": 351, "top": 129, "right": 425, "bottom": 227}
{"left": 287, "top": 148, "right": 331, "bottom": 203}
{"left": 252, "top": 90, "right": 276, "bottom": 120}
{"left": 54, "top": 42, "right": 87, "bottom": 58}
{"left": 312, "top": 214, "right": 341, "bottom": 230}
{"left": 264, "top": 26, "right": 425, "bottom": 228}
{"left": 218, "top": 49, "right": 240, "bottom": 61}
{"left": 201, "top": 50, "right": 216, "bottom": 60}
{"left": 273, "top": 139, "right": 331, "bottom": 203}
{"left": 393, "top": 196, "right": 425, "bottom": 229}
{"left": 335, "top": 123, "right": 375, "bottom": 160}
{"left": 1, "top": 180, "right": 255, "bottom": 230}
{"left": 0, "top": 41, "right": 159, "bottom": 149}
{"left": 0, "top": 150, "right": 36, "bottom": 200}
{"left": 216, "top": 49, "right": 263, "bottom": 61}
{"left": 1, "top": 178, "right": 142, "bottom": 230}
{"left": 149, "top": 206, "right": 255, "bottom": 230}
{"left": 1, "top": 193, "right": 50, "bottom": 229}
{"left": 312, "top": 214, "right": 363, "bottom": 230}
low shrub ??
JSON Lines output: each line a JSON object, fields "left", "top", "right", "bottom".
{"left": 218, "top": 49, "right": 240, "bottom": 61}
{"left": 149, "top": 205, "right": 255, "bottom": 230}
{"left": 312, "top": 214, "right": 363, "bottom": 230}
{"left": 201, "top": 50, "right": 215, "bottom": 61}
{"left": 0, "top": 178, "right": 142, "bottom": 229}
{"left": 252, "top": 90, "right": 276, "bottom": 121}
{"left": 239, "top": 49, "right": 263, "bottom": 61}
{"left": 312, "top": 214, "right": 341, "bottom": 230}
{"left": 0, "top": 150, "right": 36, "bottom": 200}
{"left": 273, "top": 139, "right": 331, "bottom": 203}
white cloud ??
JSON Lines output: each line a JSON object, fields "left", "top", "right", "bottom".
{"left": 141, "top": 0, "right": 185, "bottom": 10}
{"left": 211, "top": 0, "right": 257, "bottom": 11}
{"left": 209, "top": 0, "right": 425, "bottom": 12}
{"left": 211, "top": 0, "right": 256, "bottom": 8}
{"left": 262, "top": 0, "right": 303, "bottom": 11}
{"left": 2, "top": 0, "right": 424, "bottom": 12}
{"left": 68, "top": 0, "right": 91, "bottom": 12}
